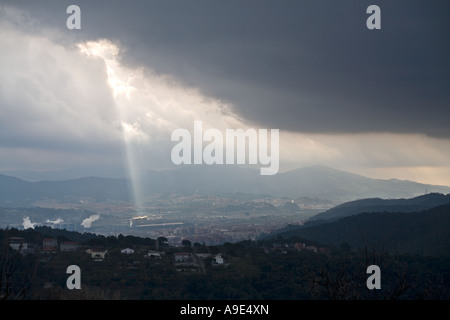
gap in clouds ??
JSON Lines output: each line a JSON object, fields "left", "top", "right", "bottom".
{"left": 1, "top": 5, "right": 450, "bottom": 187}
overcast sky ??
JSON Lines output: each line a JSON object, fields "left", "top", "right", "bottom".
{"left": 0, "top": 0, "right": 449, "bottom": 185}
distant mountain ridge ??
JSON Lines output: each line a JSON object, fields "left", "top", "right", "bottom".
{"left": 1, "top": 166, "right": 450, "bottom": 206}
{"left": 0, "top": 174, "right": 132, "bottom": 206}
{"left": 136, "top": 166, "right": 450, "bottom": 202}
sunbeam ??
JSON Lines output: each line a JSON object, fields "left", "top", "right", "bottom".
{"left": 78, "top": 39, "right": 146, "bottom": 214}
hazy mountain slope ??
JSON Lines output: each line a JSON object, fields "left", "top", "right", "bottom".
{"left": 138, "top": 165, "right": 450, "bottom": 202}
{"left": 271, "top": 166, "right": 450, "bottom": 201}
{"left": 0, "top": 174, "right": 132, "bottom": 206}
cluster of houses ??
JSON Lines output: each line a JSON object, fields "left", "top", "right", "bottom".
{"left": 173, "top": 252, "right": 225, "bottom": 273}
{"left": 264, "top": 242, "right": 327, "bottom": 254}
{"left": 120, "top": 247, "right": 164, "bottom": 259}
{"left": 119, "top": 248, "right": 225, "bottom": 272}
{"left": 8, "top": 237, "right": 168, "bottom": 263}
{"left": 7, "top": 235, "right": 233, "bottom": 272}
{"left": 8, "top": 236, "right": 227, "bottom": 268}
{"left": 174, "top": 252, "right": 224, "bottom": 264}
{"left": 8, "top": 236, "right": 80, "bottom": 254}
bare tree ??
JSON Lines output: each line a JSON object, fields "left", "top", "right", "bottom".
{"left": 0, "top": 236, "right": 20, "bottom": 299}
{"left": 0, "top": 231, "right": 35, "bottom": 300}
{"left": 306, "top": 263, "right": 363, "bottom": 300}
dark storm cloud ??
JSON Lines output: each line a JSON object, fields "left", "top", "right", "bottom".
{"left": 5, "top": 0, "right": 450, "bottom": 137}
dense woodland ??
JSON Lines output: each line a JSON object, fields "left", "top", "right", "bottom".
{"left": 269, "top": 204, "right": 450, "bottom": 256}
{"left": 1, "top": 224, "right": 449, "bottom": 300}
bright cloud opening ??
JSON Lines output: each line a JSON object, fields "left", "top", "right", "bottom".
{"left": 1, "top": 8, "right": 450, "bottom": 187}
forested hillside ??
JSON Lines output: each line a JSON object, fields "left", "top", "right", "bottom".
{"left": 273, "top": 204, "right": 450, "bottom": 256}
{"left": 1, "top": 226, "right": 449, "bottom": 300}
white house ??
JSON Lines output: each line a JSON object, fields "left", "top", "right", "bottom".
{"left": 60, "top": 242, "right": 80, "bottom": 252}
{"left": 9, "top": 237, "right": 28, "bottom": 253}
{"left": 146, "top": 250, "right": 162, "bottom": 259}
{"left": 214, "top": 254, "right": 224, "bottom": 264}
{"left": 43, "top": 238, "right": 58, "bottom": 252}
{"left": 87, "top": 249, "right": 108, "bottom": 260}
{"left": 174, "top": 252, "right": 190, "bottom": 263}
{"left": 121, "top": 248, "right": 135, "bottom": 254}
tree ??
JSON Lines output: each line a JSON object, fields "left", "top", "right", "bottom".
{"left": 0, "top": 232, "right": 31, "bottom": 300}
{"left": 157, "top": 237, "right": 168, "bottom": 249}
{"left": 182, "top": 240, "right": 191, "bottom": 248}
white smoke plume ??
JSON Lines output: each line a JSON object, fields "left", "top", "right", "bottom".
{"left": 23, "top": 216, "right": 36, "bottom": 229}
{"left": 131, "top": 216, "right": 149, "bottom": 220}
{"left": 46, "top": 218, "right": 64, "bottom": 224}
{"left": 81, "top": 214, "right": 100, "bottom": 228}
